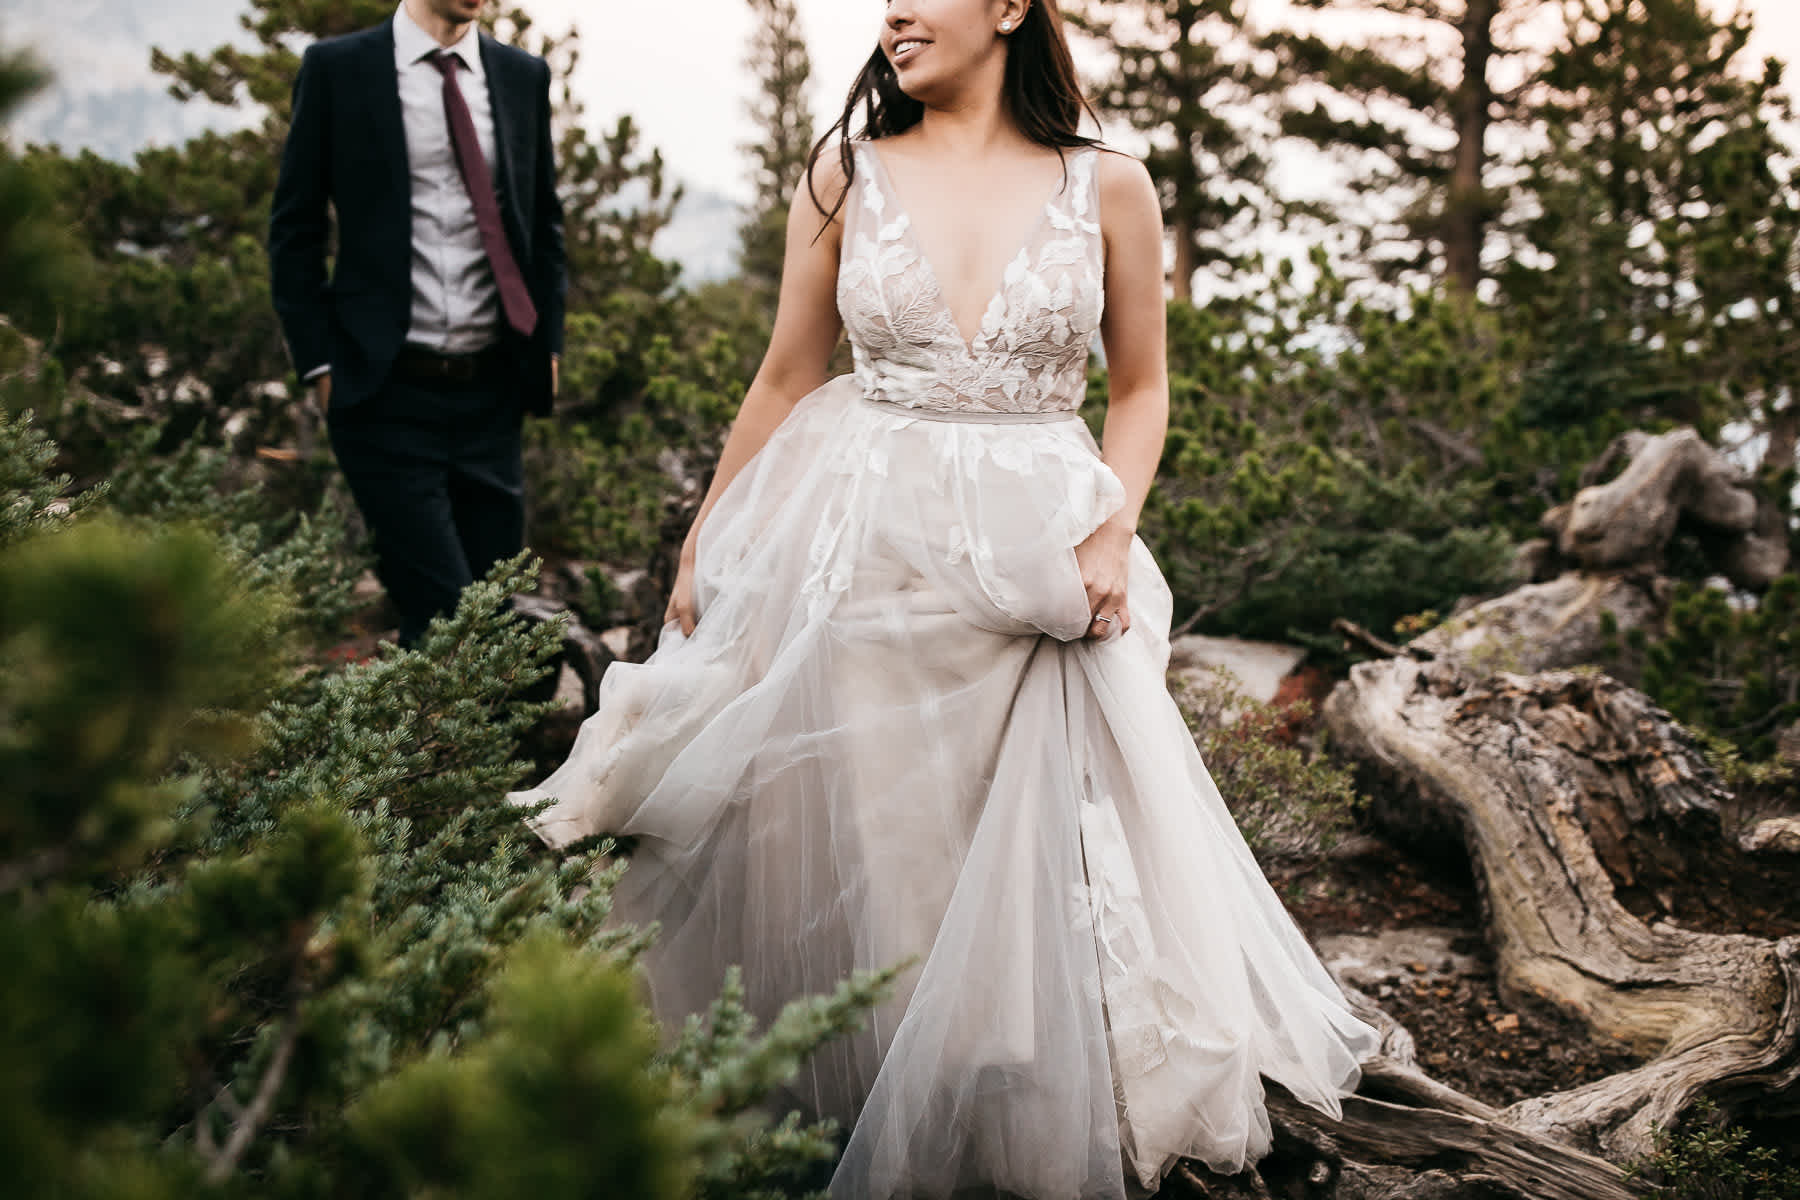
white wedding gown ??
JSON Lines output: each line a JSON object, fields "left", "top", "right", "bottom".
{"left": 509, "top": 143, "right": 1377, "bottom": 1198}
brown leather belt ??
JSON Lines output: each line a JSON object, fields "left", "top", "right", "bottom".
{"left": 391, "top": 342, "right": 509, "bottom": 385}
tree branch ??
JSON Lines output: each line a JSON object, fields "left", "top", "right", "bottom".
{"left": 200, "top": 1005, "right": 302, "bottom": 1185}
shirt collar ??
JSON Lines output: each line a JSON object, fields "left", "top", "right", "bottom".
{"left": 393, "top": 2, "right": 483, "bottom": 76}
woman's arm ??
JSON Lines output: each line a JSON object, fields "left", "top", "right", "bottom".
{"left": 1079, "top": 150, "right": 1170, "bottom": 638}
{"left": 666, "top": 154, "right": 851, "bottom": 633}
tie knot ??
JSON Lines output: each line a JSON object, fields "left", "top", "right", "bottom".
{"left": 428, "top": 49, "right": 461, "bottom": 77}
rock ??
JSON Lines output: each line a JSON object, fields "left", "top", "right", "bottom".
{"left": 1779, "top": 722, "right": 1800, "bottom": 768}
{"left": 1317, "top": 927, "right": 1485, "bottom": 991}
{"left": 1512, "top": 538, "right": 1559, "bottom": 584}
{"left": 1741, "top": 817, "right": 1800, "bottom": 856}
{"left": 511, "top": 594, "right": 616, "bottom": 715}
{"left": 551, "top": 662, "right": 586, "bottom": 713}
{"left": 554, "top": 561, "right": 661, "bottom": 628}
{"left": 600, "top": 625, "right": 634, "bottom": 662}
{"left": 1167, "top": 634, "right": 1307, "bottom": 705}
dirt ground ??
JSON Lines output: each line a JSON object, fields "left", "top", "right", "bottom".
{"left": 1277, "top": 836, "right": 1647, "bottom": 1107}
{"left": 1277, "top": 816, "right": 1800, "bottom": 1151}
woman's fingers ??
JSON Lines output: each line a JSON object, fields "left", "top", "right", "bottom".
{"left": 1086, "top": 591, "right": 1130, "bottom": 640}
{"left": 664, "top": 597, "right": 697, "bottom": 636}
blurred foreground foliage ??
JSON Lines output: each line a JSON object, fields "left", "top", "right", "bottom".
{"left": 0, "top": 413, "right": 889, "bottom": 1198}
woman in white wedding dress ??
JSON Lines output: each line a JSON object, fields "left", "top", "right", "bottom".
{"left": 509, "top": 1, "right": 1377, "bottom": 1195}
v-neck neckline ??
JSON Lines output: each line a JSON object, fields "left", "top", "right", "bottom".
{"left": 865, "top": 142, "right": 1076, "bottom": 357}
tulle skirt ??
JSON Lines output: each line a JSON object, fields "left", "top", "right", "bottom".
{"left": 509, "top": 375, "right": 1377, "bottom": 1197}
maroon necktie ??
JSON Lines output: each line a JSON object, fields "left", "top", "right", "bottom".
{"left": 429, "top": 50, "right": 538, "bottom": 338}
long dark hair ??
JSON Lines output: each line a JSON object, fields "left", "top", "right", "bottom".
{"left": 804, "top": 3, "right": 1100, "bottom": 227}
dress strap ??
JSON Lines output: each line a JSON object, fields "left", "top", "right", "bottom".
{"left": 1073, "top": 144, "right": 1103, "bottom": 228}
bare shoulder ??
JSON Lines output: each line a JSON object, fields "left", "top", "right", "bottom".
{"left": 795, "top": 144, "right": 856, "bottom": 226}
{"left": 1093, "top": 147, "right": 1160, "bottom": 226}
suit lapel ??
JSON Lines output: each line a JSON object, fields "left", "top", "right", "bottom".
{"left": 355, "top": 19, "right": 412, "bottom": 293}
{"left": 366, "top": 20, "right": 409, "bottom": 213}
{"left": 478, "top": 35, "right": 525, "bottom": 241}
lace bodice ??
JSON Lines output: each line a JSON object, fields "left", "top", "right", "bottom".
{"left": 836, "top": 142, "right": 1105, "bottom": 417}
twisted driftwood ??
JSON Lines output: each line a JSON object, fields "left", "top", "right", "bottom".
{"left": 1415, "top": 428, "right": 1791, "bottom": 683}
{"left": 1170, "top": 425, "right": 1800, "bottom": 1196}
{"left": 1539, "top": 428, "right": 1788, "bottom": 589}
{"left": 1288, "top": 659, "right": 1800, "bottom": 1189}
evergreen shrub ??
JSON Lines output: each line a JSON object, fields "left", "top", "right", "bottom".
{"left": 1, "top": 418, "right": 886, "bottom": 1199}
{"left": 1174, "top": 675, "right": 1362, "bottom": 864}
{"left": 1623, "top": 575, "right": 1800, "bottom": 763}
{"left": 1133, "top": 278, "right": 1517, "bottom": 651}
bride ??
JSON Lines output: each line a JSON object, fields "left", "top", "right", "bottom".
{"left": 510, "top": 1, "right": 1377, "bottom": 1194}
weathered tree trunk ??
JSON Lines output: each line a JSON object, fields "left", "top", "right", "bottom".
{"left": 1170, "top": 1058, "right": 1639, "bottom": 1199}
{"left": 1542, "top": 428, "right": 1788, "bottom": 588}
{"left": 1171, "top": 425, "right": 1797, "bottom": 1196}
{"left": 1408, "top": 427, "right": 1789, "bottom": 684}
{"left": 1407, "top": 569, "right": 1664, "bottom": 681}
{"left": 1319, "top": 660, "right": 1800, "bottom": 1162}
{"left": 1171, "top": 209, "right": 1196, "bottom": 304}
{"left": 1443, "top": 0, "right": 1496, "bottom": 290}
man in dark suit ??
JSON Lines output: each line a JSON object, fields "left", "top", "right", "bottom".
{"left": 270, "top": 0, "right": 565, "bottom": 647}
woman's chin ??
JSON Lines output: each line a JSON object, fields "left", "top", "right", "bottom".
{"left": 893, "top": 70, "right": 948, "bottom": 105}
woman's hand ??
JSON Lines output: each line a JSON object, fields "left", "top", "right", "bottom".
{"left": 1075, "top": 521, "right": 1134, "bottom": 640}
{"left": 664, "top": 542, "right": 700, "bottom": 636}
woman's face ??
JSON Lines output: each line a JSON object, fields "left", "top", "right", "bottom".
{"left": 881, "top": 0, "right": 1024, "bottom": 102}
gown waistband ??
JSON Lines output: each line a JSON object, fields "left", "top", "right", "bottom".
{"left": 863, "top": 396, "right": 1081, "bottom": 425}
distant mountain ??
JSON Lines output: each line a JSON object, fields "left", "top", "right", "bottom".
{"left": 658, "top": 187, "right": 744, "bottom": 284}
{"left": 3, "top": 0, "right": 743, "bottom": 281}
{"left": 6, "top": 0, "right": 244, "bottom": 159}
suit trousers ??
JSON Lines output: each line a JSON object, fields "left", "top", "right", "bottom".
{"left": 327, "top": 374, "right": 525, "bottom": 648}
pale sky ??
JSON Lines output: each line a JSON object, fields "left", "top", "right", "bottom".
{"left": 8, "top": 0, "right": 1797, "bottom": 208}
{"left": 542, "top": 0, "right": 1800, "bottom": 202}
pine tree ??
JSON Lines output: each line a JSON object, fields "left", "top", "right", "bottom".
{"left": 738, "top": 0, "right": 816, "bottom": 300}
{"left": 1270, "top": 0, "right": 1540, "bottom": 289}
{"left": 0, "top": 428, "right": 892, "bottom": 1197}
{"left": 0, "top": 49, "right": 79, "bottom": 324}
{"left": 1075, "top": 0, "right": 1280, "bottom": 301}
{"left": 1496, "top": 0, "right": 1800, "bottom": 494}
{"left": 1126, "top": 258, "right": 1518, "bottom": 647}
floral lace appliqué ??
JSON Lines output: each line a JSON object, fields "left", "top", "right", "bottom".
{"left": 837, "top": 144, "right": 1105, "bottom": 418}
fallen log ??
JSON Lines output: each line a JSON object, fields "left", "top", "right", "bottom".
{"left": 1541, "top": 428, "right": 1787, "bottom": 589}
{"left": 1320, "top": 659, "right": 1800, "bottom": 1159}
{"left": 1171, "top": 1057, "right": 1637, "bottom": 1200}
{"left": 1405, "top": 570, "right": 1664, "bottom": 681}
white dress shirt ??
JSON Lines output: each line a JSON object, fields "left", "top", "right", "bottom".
{"left": 392, "top": 1, "right": 502, "bottom": 355}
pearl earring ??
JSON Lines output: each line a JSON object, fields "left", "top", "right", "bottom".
{"left": 1000, "top": 20, "right": 1013, "bottom": 31}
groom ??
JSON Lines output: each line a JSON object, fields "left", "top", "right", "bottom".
{"left": 269, "top": 0, "right": 565, "bottom": 647}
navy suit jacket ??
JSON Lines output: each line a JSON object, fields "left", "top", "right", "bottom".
{"left": 268, "top": 20, "right": 567, "bottom": 416}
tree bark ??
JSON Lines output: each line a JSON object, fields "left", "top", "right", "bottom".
{"left": 1172, "top": 208, "right": 1196, "bottom": 304}
{"left": 1406, "top": 569, "right": 1665, "bottom": 682}
{"left": 1542, "top": 428, "right": 1776, "bottom": 581}
{"left": 1444, "top": 0, "right": 1497, "bottom": 289}
{"left": 1320, "top": 660, "right": 1800, "bottom": 1161}
{"left": 1217, "top": 425, "right": 1799, "bottom": 1195}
